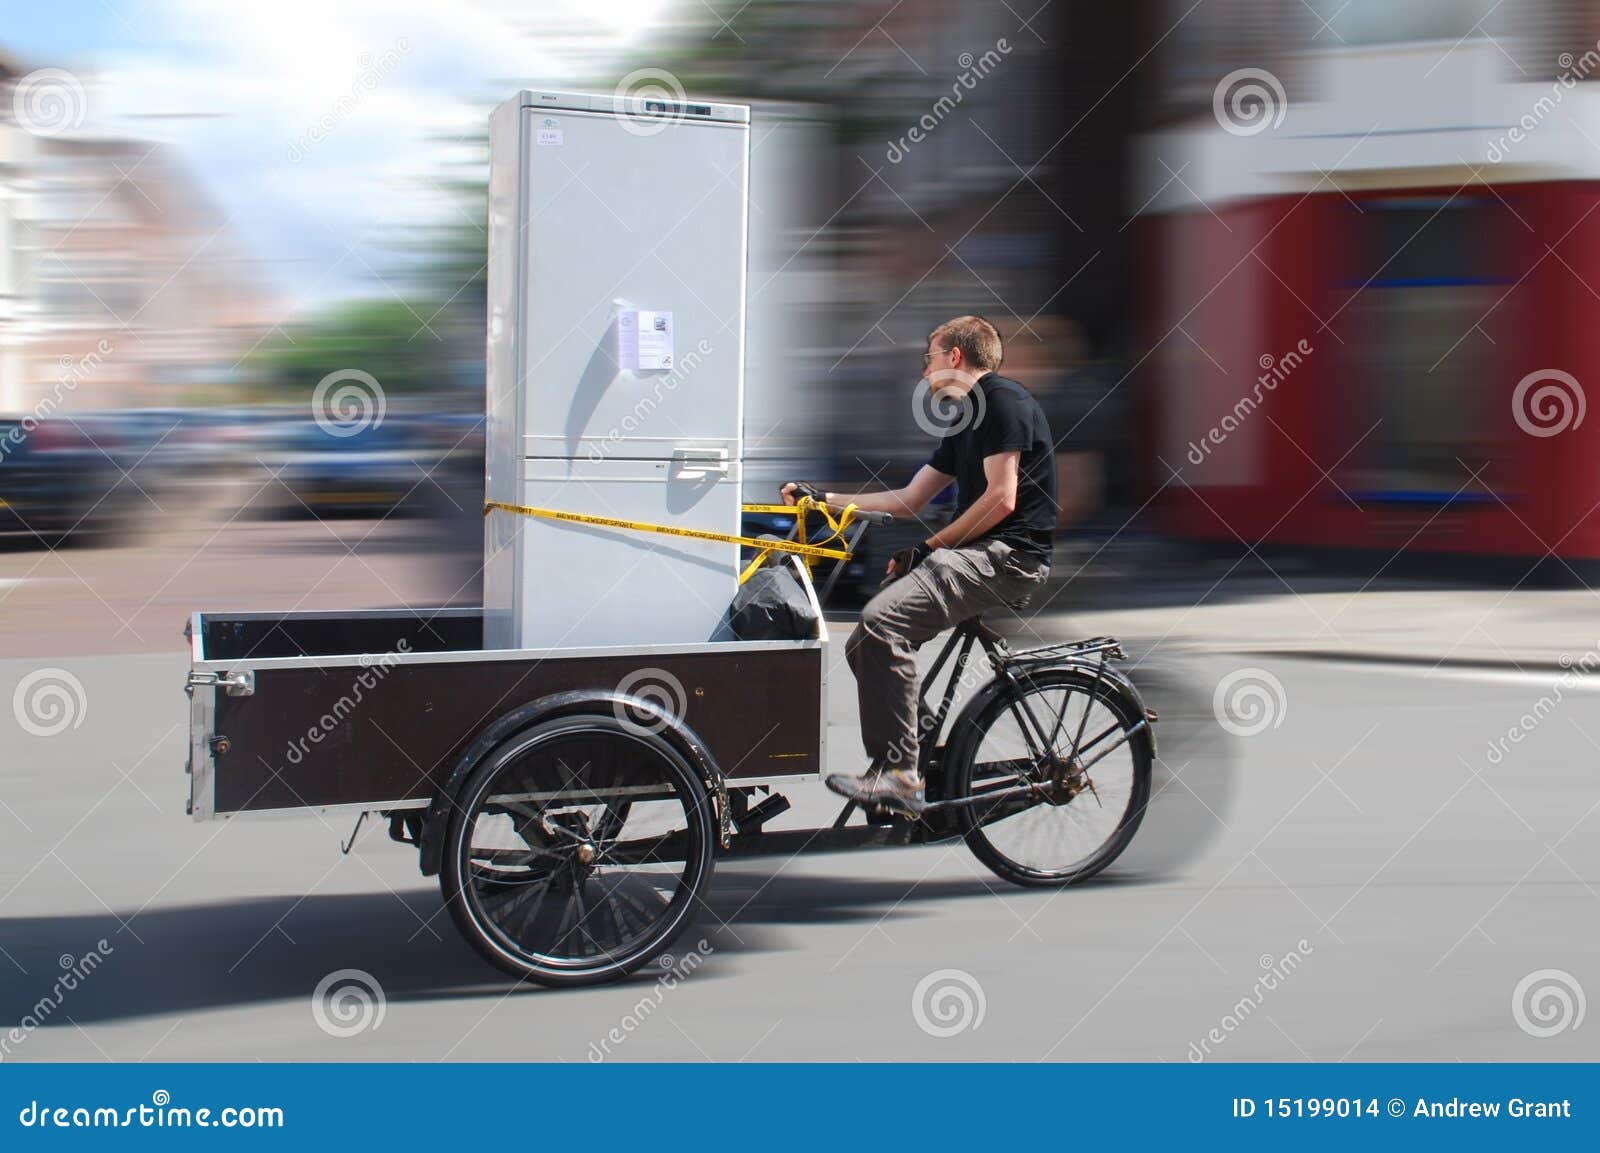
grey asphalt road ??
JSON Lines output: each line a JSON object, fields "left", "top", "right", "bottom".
{"left": 2, "top": 645, "right": 1597, "bottom": 1062}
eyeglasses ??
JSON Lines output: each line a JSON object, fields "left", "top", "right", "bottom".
{"left": 922, "top": 348, "right": 952, "bottom": 366}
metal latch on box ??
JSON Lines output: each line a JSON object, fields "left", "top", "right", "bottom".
{"left": 185, "top": 669, "right": 255, "bottom": 697}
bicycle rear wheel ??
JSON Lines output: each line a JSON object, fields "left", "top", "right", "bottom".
{"left": 947, "top": 666, "right": 1151, "bottom": 887}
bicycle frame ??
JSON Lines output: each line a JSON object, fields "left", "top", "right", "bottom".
{"left": 907, "top": 621, "right": 1152, "bottom": 809}
{"left": 754, "top": 499, "right": 1154, "bottom": 839}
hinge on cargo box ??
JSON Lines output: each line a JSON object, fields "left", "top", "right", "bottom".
{"left": 185, "top": 669, "right": 255, "bottom": 697}
{"left": 670, "top": 446, "right": 730, "bottom": 479}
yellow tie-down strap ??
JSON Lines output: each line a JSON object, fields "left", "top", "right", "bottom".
{"left": 483, "top": 498, "right": 859, "bottom": 585}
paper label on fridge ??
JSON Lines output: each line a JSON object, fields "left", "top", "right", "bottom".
{"left": 617, "top": 309, "right": 674, "bottom": 371}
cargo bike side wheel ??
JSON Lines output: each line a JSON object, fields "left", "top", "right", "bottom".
{"left": 946, "top": 666, "right": 1152, "bottom": 888}
{"left": 440, "top": 714, "right": 716, "bottom": 986}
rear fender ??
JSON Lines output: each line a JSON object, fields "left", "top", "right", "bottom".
{"left": 416, "top": 689, "right": 723, "bottom": 876}
{"left": 941, "top": 658, "right": 1157, "bottom": 789}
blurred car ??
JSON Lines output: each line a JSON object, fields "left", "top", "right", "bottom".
{"left": 67, "top": 407, "right": 293, "bottom": 506}
{"left": 0, "top": 417, "right": 137, "bottom": 547}
{"left": 74, "top": 409, "right": 190, "bottom": 499}
{"left": 265, "top": 414, "right": 453, "bottom": 519}
{"left": 426, "top": 410, "right": 486, "bottom": 495}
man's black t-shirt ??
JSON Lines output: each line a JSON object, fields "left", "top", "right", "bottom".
{"left": 927, "top": 372, "right": 1057, "bottom": 560}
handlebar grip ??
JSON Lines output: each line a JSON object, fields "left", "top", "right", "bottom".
{"left": 783, "top": 496, "right": 893, "bottom": 526}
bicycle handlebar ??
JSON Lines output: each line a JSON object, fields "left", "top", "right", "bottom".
{"left": 777, "top": 498, "right": 893, "bottom": 527}
{"left": 848, "top": 508, "right": 894, "bottom": 526}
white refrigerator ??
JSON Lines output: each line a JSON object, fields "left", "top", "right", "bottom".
{"left": 483, "top": 89, "right": 750, "bottom": 650}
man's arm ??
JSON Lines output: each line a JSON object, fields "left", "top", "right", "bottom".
{"left": 925, "top": 451, "right": 1020, "bottom": 550}
{"left": 783, "top": 465, "right": 952, "bottom": 517}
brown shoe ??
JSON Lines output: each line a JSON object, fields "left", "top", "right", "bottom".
{"left": 825, "top": 767, "right": 926, "bottom": 817}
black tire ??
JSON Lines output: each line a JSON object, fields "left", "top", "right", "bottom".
{"left": 441, "top": 713, "right": 716, "bottom": 987}
{"left": 947, "top": 666, "right": 1151, "bottom": 888}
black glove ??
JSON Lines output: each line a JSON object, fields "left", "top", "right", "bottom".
{"left": 889, "top": 542, "right": 930, "bottom": 577}
{"left": 781, "top": 480, "right": 826, "bottom": 506}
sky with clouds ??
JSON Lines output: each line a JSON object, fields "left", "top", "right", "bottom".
{"left": 4, "top": 0, "right": 674, "bottom": 310}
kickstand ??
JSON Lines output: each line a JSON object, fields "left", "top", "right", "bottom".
{"left": 340, "top": 811, "right": 369, "bottom": 854}
{"left": 831, "top": 799, "right": 858, "bottom": 829}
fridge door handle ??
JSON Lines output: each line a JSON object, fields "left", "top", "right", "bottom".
{"left": 670, "top": 447, "right": 730, "bottom": 480}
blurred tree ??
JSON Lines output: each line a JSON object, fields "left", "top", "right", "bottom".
{"left": 397, "top": 129, "right": 490, "bottom": 345}
{"left": 249, "top": 128, "right": 490, "bottom": 411}
{"left": 250, "top": 297, "right": 467, "bottom": 404}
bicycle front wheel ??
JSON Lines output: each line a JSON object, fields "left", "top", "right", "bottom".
{"left": 440, "top": 714, "right": 716, "bottom": 986}
{"left": 947, "top": 667, "right": 1151, "bottom": 887}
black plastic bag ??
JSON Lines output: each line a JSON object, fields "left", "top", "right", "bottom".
{"left": 727, "top": 560, "right": 819, "bottom": 641}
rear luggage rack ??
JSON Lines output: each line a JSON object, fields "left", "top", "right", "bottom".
{"left": 1002, "top": 636, "right": 1125, "bottom": 665}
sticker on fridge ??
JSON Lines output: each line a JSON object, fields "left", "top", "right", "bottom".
{"left": 617, "top": 309, "right": 674, "bottom": 371}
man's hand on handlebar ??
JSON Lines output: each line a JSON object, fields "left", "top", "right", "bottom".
{"left": 780, "top": 480, "right": 826, "bottom": 507}
{"left": 776, "top": 483, "right": 895, "bottom": 539}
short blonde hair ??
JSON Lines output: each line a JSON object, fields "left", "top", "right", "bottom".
{"left": 930, "top": 315, "right": 1003, "bottom": 371}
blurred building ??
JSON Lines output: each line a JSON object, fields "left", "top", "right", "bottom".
{"left": 638, "top": 0, "right": 1137, "bottom": 494}
{"left": 1135, "top": 0, "right": 1600, "bottom": 573}
{"left": 629, "top": 0, "right": 1600, "bottom": 566}
{"left": 0, "top": 51, "right": 272, "bottom": 418}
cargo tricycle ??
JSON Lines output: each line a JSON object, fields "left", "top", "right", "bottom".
{"left": 183, "top": 499, "right": 1155, "bottom": 986}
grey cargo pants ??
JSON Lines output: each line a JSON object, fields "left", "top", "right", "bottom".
{"left": 844, "top": 537, "right": 1050, "bottom": 771}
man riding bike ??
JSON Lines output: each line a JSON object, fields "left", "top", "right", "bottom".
{"left": 781, "top": 315, "right": 1058, "bottom": 817}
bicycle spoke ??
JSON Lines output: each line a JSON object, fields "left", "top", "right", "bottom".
{"left": 960, "top": 674, "right": 1147, "bottom": 880}
{"left": 518, "top": 879, "right": 558, "bottom": 943}
{"left": 455, "top": 719, "right": 710, "bottom": 977}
